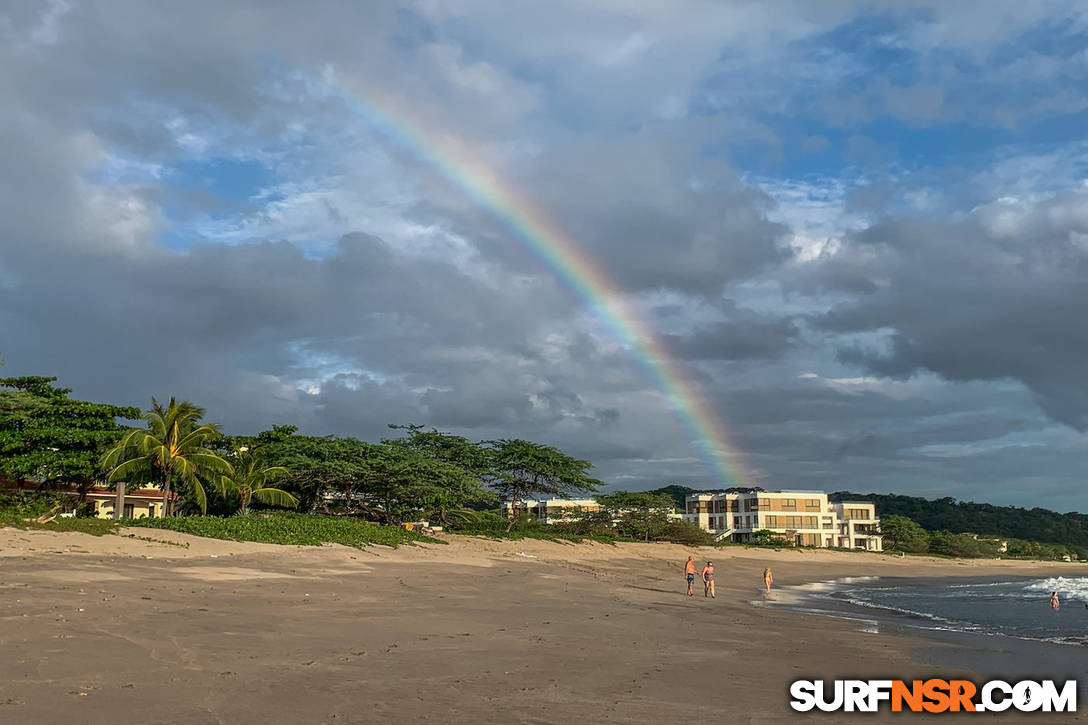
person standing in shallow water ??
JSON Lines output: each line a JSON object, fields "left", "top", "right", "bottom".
{"left": 684, "top": 555, "right": 697, "bottom": 597}
{"left": 1051, "top": 592, "right": 1060, "bottom": 610}
{"left": 763, "top": 567, "right": 773, "bottom": 592}
{"left": 702, "top": 561, "right": 715, "bottom": 598}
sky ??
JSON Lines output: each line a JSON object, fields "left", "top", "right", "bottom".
{"left": 2, "top": 1, "right": 1088, "bottom": 510}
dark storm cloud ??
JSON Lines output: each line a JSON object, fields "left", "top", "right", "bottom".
{"left": 661, "top": 304, "right": 798, "bottom": 361}
{"left": 803, "top": 191, "right": 1088, "bottom": 429}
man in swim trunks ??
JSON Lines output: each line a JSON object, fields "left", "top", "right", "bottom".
{"left": 702, "top": 561, "right": 715, "bottom": 598}
{"left": 684, "top": 555, "right": 696, "bottom": 597}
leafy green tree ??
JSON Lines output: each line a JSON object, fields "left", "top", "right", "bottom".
{"left": 877, "top": 514, "right": 930, "bottom": 553}
{"left": 216, "top": 448, "right": 297, "bottom": 513}
{"left": 0, "top": 376, "right": 140, "bottom": 503}
{"left": 384, "top": 425, "right": 495, "bottom": 522}
{"left": 100, "top": 398, "right": 232, "bottom": 517}
{"left": 596, "top": 491, "right": 675, "bottom": 542}
{"left": 928, "top": 531, "right": 981, "bottom": 558}
{"left": 256, "top": 431, "right": 485, "bottom": 524}
{"left": 484, "top": 439, "right": 602, "bottom": 531}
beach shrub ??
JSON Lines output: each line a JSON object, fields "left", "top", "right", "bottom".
{"left": 750, "top": 529, "right": 793, "bottom": 547}
{"left": 0, "top": 490, "right": 117, "bottom": 535}
{"left": 128, "top": 512, "right": 441, "bottom": 548}
{"left": 0, "top": 489, "right": 68, "bottom": 518}
{"left": 658, "top": 519, "right": 715, "bottom": 546}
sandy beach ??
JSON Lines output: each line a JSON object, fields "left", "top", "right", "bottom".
{"left": 1, "top": 528, "right": 1084, "bottom": 724}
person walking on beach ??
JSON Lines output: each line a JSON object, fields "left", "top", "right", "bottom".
{"left": 702, "top": 561, "right": 715, "bottom": 598}
{"left": 685, "top": 555, "right": 697, "bottom": 597}
{"left": 763, "top": 567, "right": 773, "bottom": 592}
{"left": 1051, "top": 592, "right": 1060, "bottom": 610}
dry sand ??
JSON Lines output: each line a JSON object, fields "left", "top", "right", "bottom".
{"left": 0, "top": 527, "right": 1084, "bottom": 724}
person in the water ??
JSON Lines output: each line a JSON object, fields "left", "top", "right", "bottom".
{"left": 1051, "top": 591, "right": 1060, "bottom": 610}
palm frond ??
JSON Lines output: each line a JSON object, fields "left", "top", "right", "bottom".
{"left": 105, "top": 455, "right": 154, "bottom": 482}
{"left": 187, "top": 477, "right": 208, "bottom": 514}
{"left": 251, "top": 487, "right": 298, "bottom": 509}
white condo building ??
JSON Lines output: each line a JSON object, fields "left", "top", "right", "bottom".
{"left": 684, "top": 490, "right": 882, "bottom": 550}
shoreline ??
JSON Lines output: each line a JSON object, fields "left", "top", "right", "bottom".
{"left": 1, "top": 527, "right": 1085, "bottom": 723}
{"left": 762, "top": 572, "right": 1088, "bottom": 701}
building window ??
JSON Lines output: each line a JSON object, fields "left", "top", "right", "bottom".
{"left": 765, "top": 516, "right": 778, "bottom": 527}
{"left": 123, "top": 504, "right": 135, "bottom": 518}
{"left": 733, "top": 516, "right": 741, "bottom": 528}
{"left": 847, "top": 508, "right": 870, "bottom": 520}
{"left": 758, "top": 498, "right": 770, "bottom": 507}
{"left": 805, "top": 499, "right": 821, "bottom": 510}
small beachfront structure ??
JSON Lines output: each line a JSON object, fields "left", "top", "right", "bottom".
{"left": 683, "top": 490, "right": 882, "bottom": 550}
{"left": 501, "top": 498, "right": 684, "bottom": 524}
{"left": 1, "top": 478, "right": 162, "bottom": 519}
{"left": 501, "top": 498, "right": 604, "bottom": 523}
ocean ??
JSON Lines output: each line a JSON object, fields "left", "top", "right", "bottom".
{"left": 768, "top": 575, "right": 1088, "bottom": 646}
{"left": 764, "top": 574, "right": 1088, "bottom": 691}
{"left": 841, "top": 576, "right": 1088, "bottom": 647}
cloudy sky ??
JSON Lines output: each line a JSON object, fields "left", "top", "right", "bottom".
{"left": 2, "top": 1, "right": 1087, "bottom": 510}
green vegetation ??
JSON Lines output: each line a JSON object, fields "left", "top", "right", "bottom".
{"left": 595, "top": 491, "right": 676, "bottom": 542}
{"left": 0, "top": 377, "right": 140, "bottom": 502}
{"left": 878, "top": 514, "right": 930, "bottom": 553}
{"left": 874, "top": 513, "right": 1081, "bottom": 561}
{"left": 101, "top": 398, "right": 233, "bottom": 516}
{"left": 0, "top": 490, "right": 118, "bottom": 536}
{"left": 485, "top": 438, "right": 601, "bottom": 531}
{"left": 835, "top": 492, "right": 1088, "bottom": 559}
{"left": 215, "top": 448, "right": 296, "bottom": 513}
{"left": 128, "top": 512, "right": 440, "bottom": 548}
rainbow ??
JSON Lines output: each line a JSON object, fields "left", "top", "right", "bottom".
{"left": 325, "top": 72, "right": 748, "bottom": 488}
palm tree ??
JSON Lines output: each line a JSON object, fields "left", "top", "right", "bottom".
{"left": 216, "top": 448, "right": 297, "bottom": 514}
{"left": 100, "top": 397, "right": 231, "bottom": 517}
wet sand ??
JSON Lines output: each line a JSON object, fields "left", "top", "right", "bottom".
{"left": 0, "top": 527, "right": 1084, "bottom": 724}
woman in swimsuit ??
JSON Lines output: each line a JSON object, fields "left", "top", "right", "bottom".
{"left": 763, "top": 567, "right": 773, "bottom": 592}
{"left": 702, "top": 561, "right": 715, "bottom": 598}
{"left": 1051, "top": 591, "right": 1060, "bottom": 610}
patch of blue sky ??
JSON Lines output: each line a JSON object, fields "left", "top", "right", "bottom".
{"left": 154, "top": 157, "right": 282, "bottom": 250}
{"left": 707, "top": 103, "right": 1088, "bottom": 190}
{"left": 164, "top": 157, "right": 275, "bottom": 202}
{"left": 791, "top": 10, "right": 922, "bottom": 83}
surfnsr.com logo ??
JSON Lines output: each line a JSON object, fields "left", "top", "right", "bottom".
{"left": 790, "top": 679, "right": 1077, "bottom": 713}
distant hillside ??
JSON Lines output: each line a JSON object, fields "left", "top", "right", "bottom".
{"left": 831, "top": 492, "right": 1088, "bottom": 548}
